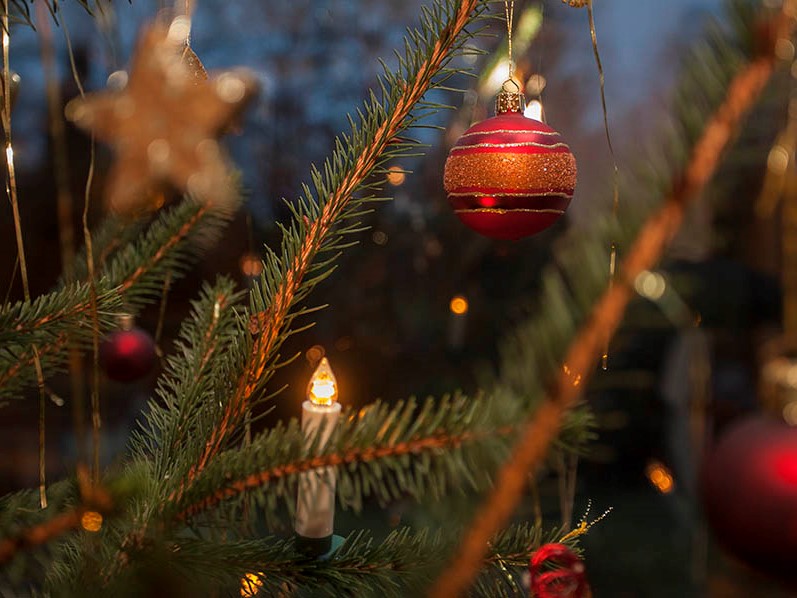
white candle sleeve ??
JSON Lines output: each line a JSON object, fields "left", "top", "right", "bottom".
{"left": 295, "top": 400, "right": 342, "bottom": 539}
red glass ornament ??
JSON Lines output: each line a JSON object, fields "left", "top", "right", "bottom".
{"left": 702, "top": 415, "right": 797, "bottom": 582}
{"left": 100, "top": 326, "right": 157, "bottom": 383}
{"left": 443, "top": 92, "right": 577, "bottom": 240}
{"left": 529, "top": 543, "right": 590, "bottom": 598}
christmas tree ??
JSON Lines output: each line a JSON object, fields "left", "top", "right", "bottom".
{"left": 1, "top": 0, "right": 795, "bottom": 596}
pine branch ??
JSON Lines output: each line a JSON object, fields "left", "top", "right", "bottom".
{"left": 129, "top": 277, "right": 246, "bottom": 482}
{"left": 0, "top": 333, "right": 67, "bottom": 399}
{"left": 6, "top": 1, "right": 779, "bottom": 594}
{"left": 0, "top": 472, "right": 111, "bottom": 567}
{"left": 0, "top": 481, "right": 77, "bottom": 551}
{"left": 429, "top": 6, "right": 791, "bottom": 596}
{"left": 94, "top": 523, "right": 575, "bottom": 598}
{"left": 172, "top": 396, "right": 593, "bottom": 525}
{"left": 110, "top": 202, "right": 216, "bottom": 303}
{"left": 6, "top": 0, "right": 93, "bottom": 28}
{"left": 173, "top": 395, "right": 516, "bottom": 522}
{"left": 177, "top": 0, "right": 489, "bottom": 498}
{"left": 0, "top": 197, "right": 235, "bottom": 400}
{"left": 0, "top": 283, "right": 122, "bottom": 345}
{"left": 66, "top": 215, "right": 145, "bottom": 285}
{"left": 0, "top": 509, "right": 83, "bottom": 565}
{"left": 0, "top": 282, "right": 122, "bottom": 401}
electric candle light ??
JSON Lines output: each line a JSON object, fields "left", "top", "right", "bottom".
{"left": 295, "top": 357, "right": 342, "bottom": 556}
{"left": 448, "top": 295, "right": 469, "bottom": 350}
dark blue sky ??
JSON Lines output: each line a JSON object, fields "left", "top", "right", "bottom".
{"left": 588, "top": 0, "right": 721, "bottom": 117}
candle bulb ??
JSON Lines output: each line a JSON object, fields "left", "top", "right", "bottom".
{"left": 295, "top": 357, "right": 342, "bottom": 556}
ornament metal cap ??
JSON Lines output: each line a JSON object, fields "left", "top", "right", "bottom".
{"left": 495, "top": 80, "right": 525, "bottom": 115}
{"left": 118, "top": 313, "right": 135, "bottom": 331}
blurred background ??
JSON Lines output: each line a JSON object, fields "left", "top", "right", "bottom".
{"left": 0, "top": 0, "right": 793, "bottom": 595}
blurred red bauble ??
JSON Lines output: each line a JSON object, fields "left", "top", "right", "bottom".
{"left": 529, "top": 543, "right": 590, "bottom": 598}
{"left": 443, "top": 91, "right": 577, "bottom": 240}
{"left": 100, "top": 326, "right": 157, "bottom": 383}
{"left": 702, "top": 415, "right": 797, "bottom": 582}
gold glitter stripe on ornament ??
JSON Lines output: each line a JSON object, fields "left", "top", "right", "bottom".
{"left": 453, "top": 141, "right": 571, "bottom": 151}
{"left": 444, "top": 151, "right": 577, "bottom": 192}
{"left": 455, "top": 207, "right": 565, "bottom": 214}
{"left": 447, "top": 191, "right": 572, "bottom": 199}
{"left": 458, "top": 128, "right": 561, "bottom": 138}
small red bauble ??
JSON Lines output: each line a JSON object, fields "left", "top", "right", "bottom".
{"left": 529, "top": 543, "right": 590, "bottom": 598}
{"left": 443, "top": 91, "right": 577, "bottom": 240}
{"left": 100, "top": 326, "right": 157, "bottom": 383}
{"left": 702, "top": 415, "right": 797, "bottom": 582}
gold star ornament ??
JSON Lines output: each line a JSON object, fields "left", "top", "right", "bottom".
{"left": 65, "top": 19, "right": 257, "bottom": 214}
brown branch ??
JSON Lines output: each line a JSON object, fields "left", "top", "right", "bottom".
{"left": 0, "top": 472, "right": 112, "bottom": 565}
{"left": 0, "top": 334, "right": 67, "bottom": 389}
{"left": 11, "top": 297, "right": 95, "bottom": 335}
{"left": 117, "top": 203, "right": 209, "bottom": 293}
{"left": 0, "top": 508, "right": 82, "bottom": 565}
{"left": 0, "top": 202, "right": 210, "bottom": 393}
{"left": 428, "top": 25, "right": 786, "bottom": 598}
{"left": 4, "top": 202, "right": 208, "bottom": 336}
{"left": 176, "top": 424, "right": 515, "bottom": 521}
{"left": 98, "top": 233, "right": 125, "bottom": 269}
{"left": 176, "top": 0, "right": 481, "bottom": 501}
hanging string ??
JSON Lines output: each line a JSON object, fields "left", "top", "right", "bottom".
{"left": 62, "top": 13, "right": 101, "bottom": 484}
{"left": 504, "top": 0, "right": 515, "bottom": 82}
{"left": 580, "top": 0, "right": 620, "bottom": 370}
{"left": 2, "top": 0, "right": 49, "bottom": 509}
{"left": 559, "top": 1, "right": 619, "bottom": 369}
{"left": 35, "top": 0, "right": 89, "bottom": 467}
{"left": 177, "top": 0, "right": 195, "bottom": 45}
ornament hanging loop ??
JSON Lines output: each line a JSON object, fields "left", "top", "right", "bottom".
{"left": 501, "top": 78, "right": 521, "bottom": 93}
{"left": 504, "top": 0, "right": 515, "bottom": 77}
{"left": 498, "top": 1, "right": 524, "bottom": 114}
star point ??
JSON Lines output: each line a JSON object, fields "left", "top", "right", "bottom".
{"left": 66, "top": 21, "right": 257, "bottom": 215}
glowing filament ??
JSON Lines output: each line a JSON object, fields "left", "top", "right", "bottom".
{"left": 450, "top": 296, "right": 469, "bottom": 315}
{"left": 308, "top": 357, "right": 338, "bottom": 406}
{"left": 645, "top": 460, "right": 674, "bottom": 494}
{"left": 240, "top": 572, "right": 264, "bottom": 597}
{"left": 80, "top": 510, "right": 103, "bottom": 532}
{"left": 239, "top": 253, "right": 264, "bottom": 277}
